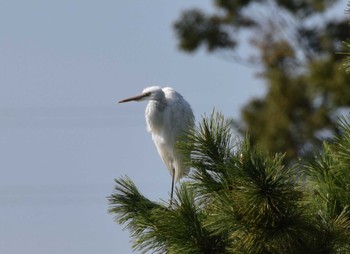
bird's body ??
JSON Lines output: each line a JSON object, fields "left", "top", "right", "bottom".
{"left": 119, "top": 86, "right": 194, "bottom": 204}
{"left": 144, "top": 87, "right": 194, "bottom": 182}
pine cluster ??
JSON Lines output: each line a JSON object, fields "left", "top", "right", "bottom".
{"left": 108, "top": 111, "right": 350, "bottom": 254}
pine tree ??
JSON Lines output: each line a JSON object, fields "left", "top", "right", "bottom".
{"left": 109, "top": 112, "right": 350, "bottom": 253}
{"left": 173, "top": 0, "right": 350, "bottom": 164}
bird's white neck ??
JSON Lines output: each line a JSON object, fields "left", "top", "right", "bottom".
{"left": 145, "top": 99, "right": 167, "bottom": 133}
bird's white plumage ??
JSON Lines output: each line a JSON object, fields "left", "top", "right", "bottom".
{"left": 143, "top": 86, "right": 194, "bottom": 182}
{"left": 119, "top": 86, "right": 195, "bottom": 184}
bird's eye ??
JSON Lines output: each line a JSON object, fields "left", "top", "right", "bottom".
{"left": 145, "top": 92, "right": 151, "bottom": 96}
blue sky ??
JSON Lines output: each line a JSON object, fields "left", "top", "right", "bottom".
{"left": 1, "top": 1, "right": 348, "bottom": 253}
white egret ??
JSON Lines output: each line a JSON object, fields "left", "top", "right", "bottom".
{"left": 119, "top": 86, "right": 195, "bottom": 205}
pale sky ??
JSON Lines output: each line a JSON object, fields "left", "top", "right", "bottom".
{"left": 1, "top": 1, "right": 348, "bottom": 253}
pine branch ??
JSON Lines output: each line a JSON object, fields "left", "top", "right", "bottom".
{"left": 152, "top": 184, "right": 228, "bottom": 254}
{"left": 108, "top": 177, "right": 228, "bottom": 253}
{"left": 109, "top": 113, "right": 350, "bottom": 253}
{"left": 303, "top": 117, "right": 350, "bottom": 252}
{"left": 311, "top": 207, "right": 350, "bottom": 253}
{"left": 334, "top": 117, "right": 350, "bottom": 167}
{"left": 108, "top": 176, "right": 168, "bottom": 253}
{"left": 305, "top": 117, "right": 350, "bottom": 217}
{"left": 206, "top": 139, "right": 311, "bottom": 254}
{"left": 177, "top": 110, "right": 236, "bottom": 197}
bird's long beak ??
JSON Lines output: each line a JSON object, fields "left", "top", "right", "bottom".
{"left": 118, "top": 93, "right": 147, "bottom": 103}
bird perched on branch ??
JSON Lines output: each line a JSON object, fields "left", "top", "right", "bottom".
{"left": 119, "top": 86, "right": 195, "bottom": 205}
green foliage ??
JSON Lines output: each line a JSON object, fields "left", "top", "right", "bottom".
{"left": 177, "top": 111, "right": 234, "bottom": 196}
{"left": 343, "top": 2, "right": 350, "bottom": 73}
{"left": 108, "top": 177, "right": 166, "bottom": 252}
{"left": 173, "top": 0, "right": 350, "bottom": 164}
{"left": 108, "top": 112, "right": 350, "bottom": 253}
{"left": 109, "top": 176, "right": 227, "bottom": 254}
{"left": 305, "top": 118, "right": 350, "bottom": 215}
{"left": 343, "top": 41, "right": 350, "bottom": 73}
{"left": 174, "top": 10, "right": 236, "bottom": 52}
{"left": 302, "top": 117, "right": 350, "bottom": 253}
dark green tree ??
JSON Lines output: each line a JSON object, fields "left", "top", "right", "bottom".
{"left": 109, "top": 112, "right": 350, "bottom": 253}
{"left": 173, "top": 0, "right": 350, "bottom": 163}
{"left": 343, "top": 3, "right": 350, "bottom": 72}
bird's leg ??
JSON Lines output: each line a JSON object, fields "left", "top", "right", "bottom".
{"left": 170, "top": 168, "right": 175, "bottom": 207}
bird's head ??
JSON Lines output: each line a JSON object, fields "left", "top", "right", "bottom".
{"left": 119, "top": 86, "right": 165, "bottom": 103}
